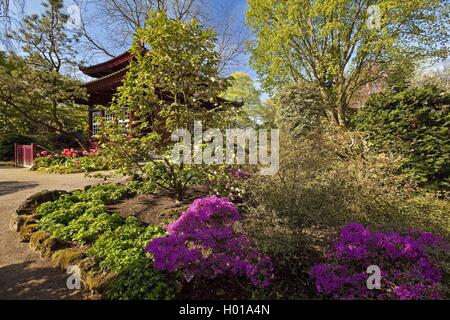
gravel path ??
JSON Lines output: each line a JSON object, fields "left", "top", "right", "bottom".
{"left": 0, "top": 167, "right": 120, "bottom": 300}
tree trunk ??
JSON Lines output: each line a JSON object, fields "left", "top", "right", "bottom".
{"left": 336, "top": 103, "right": 347, "bottom": 127}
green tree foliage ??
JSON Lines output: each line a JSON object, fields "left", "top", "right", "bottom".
{"left": 221, "top": 72, "right": 280, "bottom": 129}
{"left": 0, "top": 0, "right": 87, "bottom": 147}
{"left": 8, "top": 0, "right": 80, "bottom": 72}
{"left": 247, "top": 0, "right": 450, "bottom": 126}
{"left": 353, "top": 85, "right": 450, "bottom": 190}
{"left": 221, "top": 72, "right": 262, "bottom": 127}
{"left": 113, "top": 11, "right": 227, "bottom": 132}
{"left": 0, "top": 52, "right": 87, "bottom": 147}
{"left": 0, "top": 133, "right": 30, "bottom": 161}
{"left": 257, "top": 98, "right": 279, "bottom": 129}
{"left": 276, "top": 82, "right": 325, "bottom": 137}
{"left": 100, "top": 12, "right": 235, "bottom": 198}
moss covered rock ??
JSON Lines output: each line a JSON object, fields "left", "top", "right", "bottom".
{"left": 29, "top": 230, "right": 52, "bottom": 251}
{"left": 39, "top": 236, "right": 66, "bottom": 258}
{"left": 51, "top": 248, "right": 85, "bottom": 269}
{"left": 18, "top": 223, "right": 38, "bottom": 242}
{"left": 83, "top": 270, "right": 117, "bottom": 295}
{"left": 78, "top": 256, "right": 98, "bottom": 274}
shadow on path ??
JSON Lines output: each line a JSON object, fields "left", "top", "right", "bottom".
{"left": 0, "top": 261, "right": 82, "bottom": 300}
{"left": 0, "top": 181, "right": 39, "bottom": 196}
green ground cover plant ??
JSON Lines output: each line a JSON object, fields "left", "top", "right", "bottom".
{"left": 35, "top": 183, "right": 179, "bottom": 299}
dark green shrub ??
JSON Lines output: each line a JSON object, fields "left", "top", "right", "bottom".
{"left": 276, "top": 82, "right": 325, "bottom": 137}
{"left": 353, "top": 85, "right": 450, "bottom": 190}
{"left": 46, "top": 131, "right": 88, "bottom": 150}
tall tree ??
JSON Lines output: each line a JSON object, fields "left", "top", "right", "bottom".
{"left": 247, "top": 0, "right": 450, "bottom": 126}
{"left": 0, "top": 0, "right": 87, "bottom": 147}
{"left": 0, "top": 52, "right": 87, "bottom": 145}
{"left": 8, "top": 0, "right": 80, "bottom": 72}
{"left": 100, "top": 11, "right": 229, "bottom": 177}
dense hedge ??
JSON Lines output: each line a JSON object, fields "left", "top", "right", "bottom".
{"left": 353, "top": 85, "right": 450, "bottom": 190}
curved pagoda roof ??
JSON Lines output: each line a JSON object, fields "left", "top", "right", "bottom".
{"left": 80, "top": 51, "right": 132, "bottom": 78}
{"left": 80, "top": 51, "right": 132, "bottom": 106}
{"left": 79, "top": 50, "right": 242, "bottom": 109}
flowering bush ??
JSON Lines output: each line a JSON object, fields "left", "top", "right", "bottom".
{"left": 36, "top": 148, "right": 98, "bottom": 160}
{"left": 310, "top": 223, "right": 449, "bottom": 300}
{"left": 205, "top": 166, "right": 251, "bottom": 201}
{"left": 146, "top": 196, "right": 274, "bottom": 288}
{"left": 32, "top": 147, "right": 110, "bottom": 173}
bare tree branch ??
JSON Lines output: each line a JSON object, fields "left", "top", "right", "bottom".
{"left": 73, "top": 0, "right": 247, "bottom": 74}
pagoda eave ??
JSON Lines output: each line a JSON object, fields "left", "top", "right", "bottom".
{"left": 80, "top": 51, "right": 132, "bottom": 78}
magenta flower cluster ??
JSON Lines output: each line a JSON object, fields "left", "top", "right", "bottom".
{"left": 230, "top": 168, "right": 252, "bottom": 179}
{"left": 310, "top": 223, "right": 449, "bottom": 300}
{"left": 145, "top": 196, "right": 274, "bottom": 288}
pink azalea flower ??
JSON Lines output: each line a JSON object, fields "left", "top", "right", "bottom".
{"left": 40, "top": 151, "right": 48, "bottom": 156}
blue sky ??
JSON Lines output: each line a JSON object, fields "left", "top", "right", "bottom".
{"left": 20, "top": 0, "right": 267, "bottom": 99}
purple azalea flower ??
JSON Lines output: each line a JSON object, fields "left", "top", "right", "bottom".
{"left": 310, "top": 223, "right": 448, "bottom": 300}
{"left": 146, "top": 196, "right": 274, "bottom": 288}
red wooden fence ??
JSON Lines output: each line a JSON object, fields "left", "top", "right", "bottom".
{"left": 14, "top": 144, "right": 36, "bottom": 168}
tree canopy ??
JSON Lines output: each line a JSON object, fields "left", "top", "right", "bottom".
{"left": 100, "top": 11, "right": 232, "bottom": 176}
{"left": 0, "top": 0, "right": 87, "bottom": 147}
{"left": 247, "top": 0, "right": 450, "bottom": 126}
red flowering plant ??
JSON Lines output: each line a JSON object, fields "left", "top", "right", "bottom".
{"left": 310, "top": 223, "right": 449, "bottom": 300}
{"left": 32, "top": 147, "right": 108, "bottom": 173}
{"left": 146, "top": 196, "right": 275, "bottom": 288}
